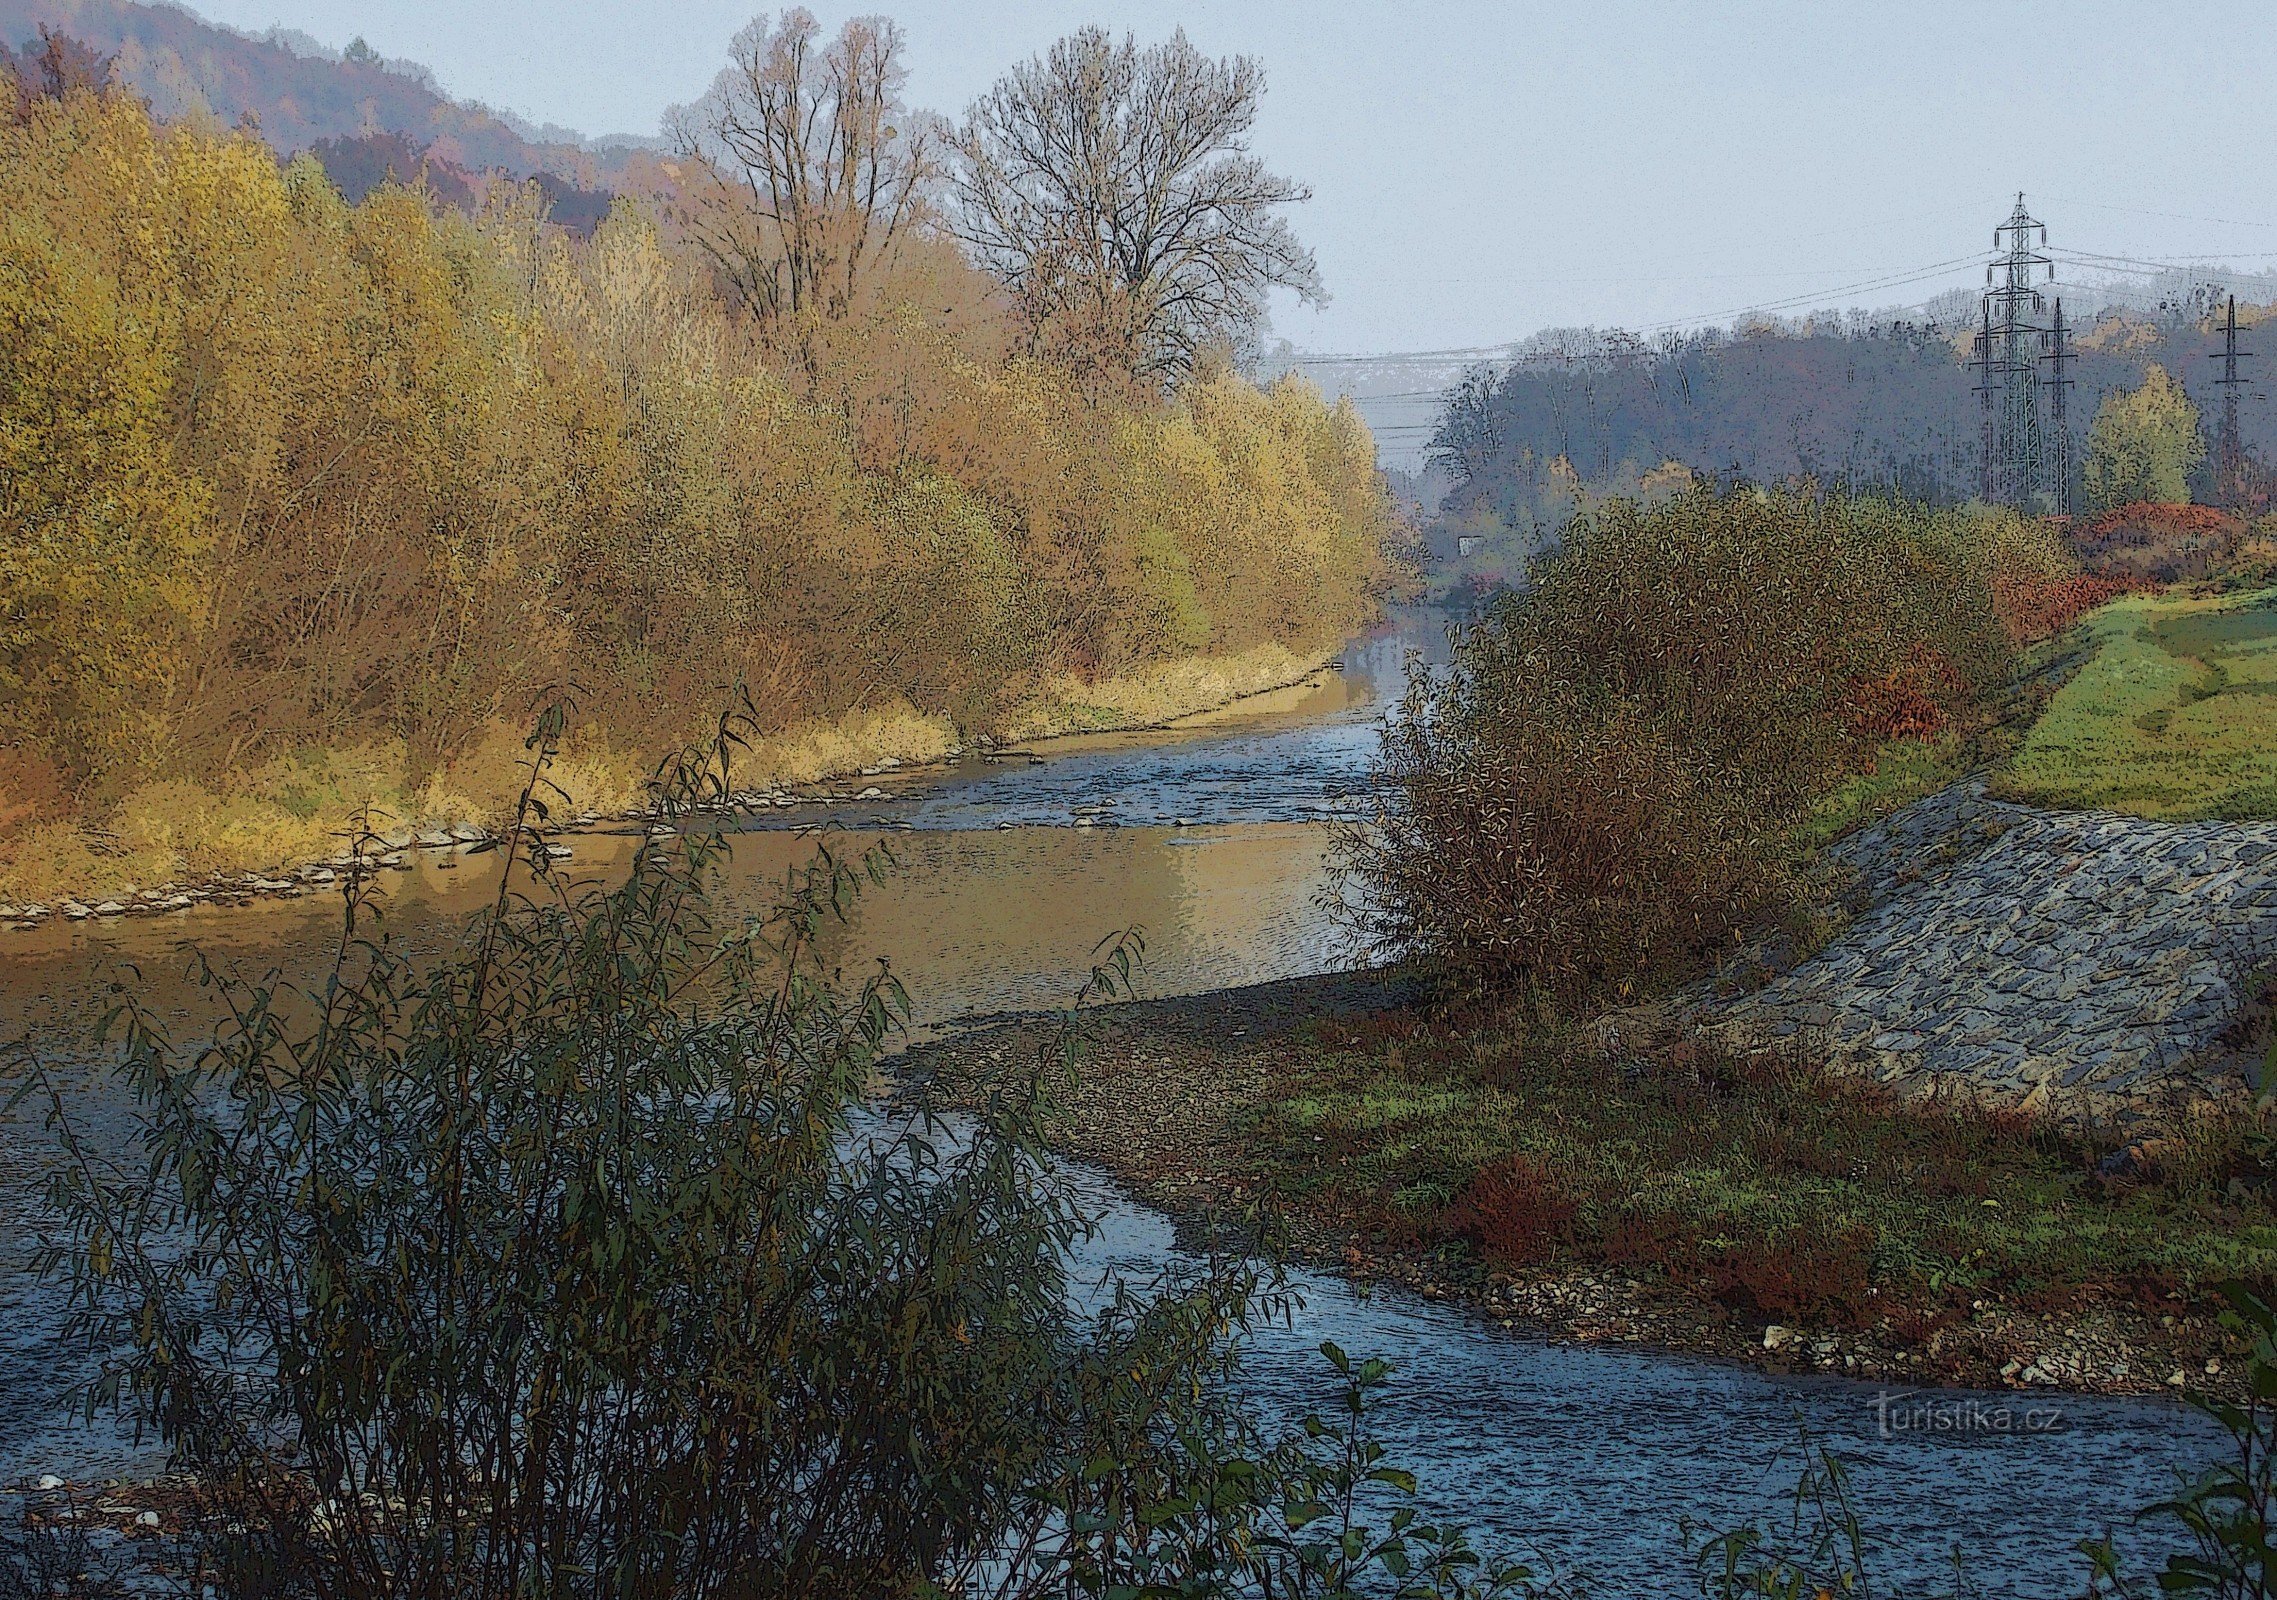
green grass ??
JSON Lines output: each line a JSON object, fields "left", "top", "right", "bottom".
{"left": 1995, "top": 588, "right": 2277, "bottom": 819}
{"left": 1805, "top": 735, "right": 1972, "bottom": 847}
{"left": 1238, "top": 1017, "right": 2277, "bottom": 1325}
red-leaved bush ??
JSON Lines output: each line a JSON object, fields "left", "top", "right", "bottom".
{"left": 1842, "top": 648, "right": 1961, "bottom": 741}
{"left": 1442, "top": 1154, "right": 1579, "bottom": 1267}
{"left": 1987, "top": 570, "right": 2151, "bottom": 644}
{"left": 2069, "top": 502, "right": 2243, "bottom": 583}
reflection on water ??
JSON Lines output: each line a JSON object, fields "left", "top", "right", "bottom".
{"left": 0, "top": 823, "right": 1339, "bottom": 1045}
{"left": 0, "top": 608, "right": 2226, "bottom": 1591}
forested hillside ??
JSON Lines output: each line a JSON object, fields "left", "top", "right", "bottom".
{"left": 1431, "top": 305, "right": 2277, "bottom": 559}
{"left": 0, "top": 0, "right": 621, "bottom": 173}
{"left": 0, "top": 22, "right": 1395, "bottom": 898}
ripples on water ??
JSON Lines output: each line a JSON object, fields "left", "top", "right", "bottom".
{"left": 0, "top": 612, "right": 2225, "bottom": 1591}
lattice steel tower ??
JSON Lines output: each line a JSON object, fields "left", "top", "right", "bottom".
{"left": 2046, "top": 298, "right": 2074, "bottom": 515}
{"left": 1973, "top": 195, "right": 2057, "bottom": 510}
{"left": 2210, "top": 294, "right": 2254, "bottom": 507}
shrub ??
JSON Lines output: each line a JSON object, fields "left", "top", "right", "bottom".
{"left": 1989, "top": 569, "right": 2152, "bottom": 643}
{"left": 16, "top": 703, "right": 1537, "bottom": 1600}
{"left": 2071, "top": 501, "right": 2246, "bottom": 584}
{"left": 1695, "top": 1228, "right": 1876, "bottom": 1327}
{"left": 1340, "top": 485, "right": 2013, "bottom": 1009}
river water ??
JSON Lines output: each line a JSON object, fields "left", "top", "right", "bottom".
{"left": 0, "top": 612, "right": 2227, "bottom": 1593}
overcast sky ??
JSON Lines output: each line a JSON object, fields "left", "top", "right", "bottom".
{"left": 180, "top": 0, "right": 2277, "bottom": 356}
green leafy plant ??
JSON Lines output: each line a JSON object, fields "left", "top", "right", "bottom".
{"left": 10, "top": 698, "right": 1539, "bottom": 1599}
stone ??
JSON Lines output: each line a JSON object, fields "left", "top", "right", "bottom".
{"left": 1693, "top": 779, "right": 2277, "bottom": 1107}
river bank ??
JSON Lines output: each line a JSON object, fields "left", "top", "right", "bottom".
{"left": 0, "top": 644, "right": 1342, "bottom": 925}
{"left": 904, "top": 971, "right": 2256, "bottom": 1403}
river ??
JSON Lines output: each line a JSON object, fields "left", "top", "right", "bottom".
{"left": 0, "top": 611, "right": 2227, "bottom": 1594}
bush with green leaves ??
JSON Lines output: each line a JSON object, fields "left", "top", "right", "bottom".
{"left": 13, "top": 701, "right": 1543, "bottom": 1600}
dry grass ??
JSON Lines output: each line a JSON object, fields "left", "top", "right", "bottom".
{"left": 0, "top": 656, "right": 1320, "bottom": 900}
{"left": 1000, "top": 642, "right": 1329, "bottom": 741}
{"left": 739, "top": 700, "right": 961, "bottom": 787}
{"left": 0, "top": 731, "right": 648, "bottom": 902}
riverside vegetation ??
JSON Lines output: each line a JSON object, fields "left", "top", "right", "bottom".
{"left": 1162, "top": 483, "right": 2274, "bottom": 1389}
{"left": 0, "top": 27, "right": 1398, "bottom": 905}
{"left": 7, "top": 707, "right": 1543, "bottom": 1599}
{"left": 9, "top": 702, "right": 2277, "bottom": 1599}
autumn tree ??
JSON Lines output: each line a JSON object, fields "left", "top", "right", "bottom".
{"left": 669, "top": 9, "right": 936, "bottom": 356}
{"left": 0, "top": 83, "right": 1396, "bottom": 882}
{"left": 2, "top": 27, "right": 115, "bottom": 121}
{"left": 2084, "top": 363, "right": 2206, "bottom": 508}
{"left": 952, "top": 27, "right": 1322, "bottom": 386}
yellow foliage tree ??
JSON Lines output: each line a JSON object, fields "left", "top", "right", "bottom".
{"left": 2084, "top": 364, "right": 2205, "bottom": 509}
{"left": 0, "top": 85, "right": 1395, "bottom": 847}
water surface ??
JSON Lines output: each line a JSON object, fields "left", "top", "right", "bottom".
{"left": 0, "top": 609, "right": 2224, "bottom": 1592}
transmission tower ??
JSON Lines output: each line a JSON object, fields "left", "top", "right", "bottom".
{"left": 1973, "top": 299, "right": 1997, "bottom": 501}
{"left": 2209, "top": 294, "right": 2254, "bottom": 507}
{"left": 1974, "top": 194, "right": 2055, "bottom": 509}
{"left": 2046, "top": 298, "right": 2074, "bottom": 515}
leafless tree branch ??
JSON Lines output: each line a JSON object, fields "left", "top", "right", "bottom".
{"left": 951, "top": 27, "right": 1324, "bottom": 387}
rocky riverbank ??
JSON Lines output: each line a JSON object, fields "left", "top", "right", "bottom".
{"left": 902, "top": 972, "right": 2249, "bottom": 1403}
{"left": 1691, "top": 779, "right": 2277, "bottom": 1115}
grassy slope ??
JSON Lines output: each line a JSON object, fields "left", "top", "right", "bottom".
{"left": 1995, "top": 588, "right": 2277, "bottom": 820}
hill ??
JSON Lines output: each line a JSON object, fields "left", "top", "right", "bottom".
{"left": 0, "top": 0, "right": 633, "bottom": 186}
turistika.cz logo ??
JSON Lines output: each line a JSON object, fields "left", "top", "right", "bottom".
{"left": 1871, "top": 1390, "right": 2067, "bottom": 1439}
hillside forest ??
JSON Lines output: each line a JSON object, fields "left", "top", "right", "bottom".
{"left": 0, "top": 17, "right": 1399, "bottom": 899}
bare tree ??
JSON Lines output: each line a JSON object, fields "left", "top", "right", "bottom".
{"left": 669, "top": 11, "right": 936, "bottom": 339}
{"left": 952, "top": 27, "right": 1323, "bottom": 386}
{"left": 1431, "top": 365, "right": 1504, "bottom": 486}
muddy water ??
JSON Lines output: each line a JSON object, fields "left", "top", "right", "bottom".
{"left": 0, "top": 610, "right": 2228, "bottom": 1592}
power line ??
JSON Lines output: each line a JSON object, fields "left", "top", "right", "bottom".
{"left": 2050, "top": 244, "right": 2277, "bottom": 274}
{"left": 1292, "top": 227, "right": 2277, "bottom": 383}
{"left": 1288, "top": 251, "right": 1994, "bottom": 366}
{"left": 2038, "top": 195, "right": 2277, "bottom": 232}
{"left": 1631, "top": 254, "right": 1985, "bottom": 333}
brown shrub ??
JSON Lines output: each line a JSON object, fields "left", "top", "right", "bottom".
{"left": 1340, "top": 486, "right": 2011, "bottom": 1009}
{"left": 2069, "top": 501, "right": 2244, "bottom": 583}
{"left": 1988, "top": 569, "right": 2152, "bottom": 642}
{"left": 1694, "top": 1227, "right": 1876, "bottom": 1327}
{"left": 1841, "top": 647, "right": 1960, "bottom": 741}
